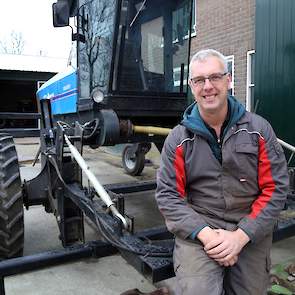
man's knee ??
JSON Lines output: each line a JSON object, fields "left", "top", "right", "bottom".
{"left": 224, "top": 236, "right": 272, "bottom": 295}
{"left": 173, "top": 238, "right": 224, "bottom": 295}
{"left": 175, "top": 275, "right": 224, "bottom": 295}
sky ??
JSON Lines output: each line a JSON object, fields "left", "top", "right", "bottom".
{"left": 0, "top": 0, "right": 72, "bottom": 58}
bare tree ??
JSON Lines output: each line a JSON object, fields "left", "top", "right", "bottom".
{"left": 78, "top": 0, "right": 115, "bottom": 95}
{"left": 0, "top": 31, "right": 25, "bottom": 54}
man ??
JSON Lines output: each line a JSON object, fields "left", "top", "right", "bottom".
{"left": 155, "top": 49, "right": 289, "bottom": 295}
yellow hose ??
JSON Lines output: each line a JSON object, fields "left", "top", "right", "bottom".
{"left": 133, "top": 125, "right": 172, "bottom": 136}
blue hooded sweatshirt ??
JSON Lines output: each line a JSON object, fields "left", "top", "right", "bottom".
{"left": 181, "top": 95, "right": 246, "bottom": 163}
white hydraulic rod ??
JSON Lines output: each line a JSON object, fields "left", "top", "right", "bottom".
{"left": 63, "top": 134, "right": 128, "bottom": 229}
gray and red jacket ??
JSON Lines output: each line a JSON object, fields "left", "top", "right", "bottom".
{"left": 155, "top": 98, "right": 289, "bottom": 244}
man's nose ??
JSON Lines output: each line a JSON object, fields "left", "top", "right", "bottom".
{"left": 203, "top": 78, "right": 214, "bottom": 89}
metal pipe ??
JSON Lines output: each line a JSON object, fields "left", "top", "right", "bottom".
{"left": 132, "top": 127, "right": 295, "bottom": 166}
{"left": 133, "top": 125, "right": 171, "bottom": 136}
{"left": 63, "top": 134, "right": 128, "bottom": 229}
{"left": 0, "top": 112, "right": 41, "bottom": 119}
{"left": 0, "top": 244, "right": 93, "bottom": 277}
{"left": 0, "top": 241, "right": 116, "bottom": 277}
{"left": 133, "top": 128, "right": 295, "bottom": 155}
{"left": 278, "top": 138, "right": 295, "bottom": 153}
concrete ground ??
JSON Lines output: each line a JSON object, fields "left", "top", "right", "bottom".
{"left": 4, "top": 138, "right": 172, "bottom": 295}
{"left": 3, "top": 138, "right": 295, "bottom": 294}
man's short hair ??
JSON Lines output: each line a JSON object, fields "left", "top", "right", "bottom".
{"left": 189, "top": 49, "right": 228, "bottom": 78}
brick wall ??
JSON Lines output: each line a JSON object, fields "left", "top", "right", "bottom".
{"left": 191, "top": 0, "right": 255, "bottom": 104}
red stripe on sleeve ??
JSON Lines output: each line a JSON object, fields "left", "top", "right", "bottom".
{"left": 248, "top": 137, "right": 275, "bottom": 219}
{"left": 174, "top": 145, "right": 186, "bottom": 198}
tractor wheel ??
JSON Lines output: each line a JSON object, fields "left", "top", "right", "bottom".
{"left": 122, "top": 145, "right": 145, "bottom": 176}
{"left": 0, "top": 133, "right": 24, "bottom": 260}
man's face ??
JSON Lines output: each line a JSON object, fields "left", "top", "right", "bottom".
{"left": 189, "top": 56, "right": 231, "bottom": 115}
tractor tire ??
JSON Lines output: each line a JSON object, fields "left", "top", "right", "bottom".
{"left": 122, "top": 145, "right": 145, "bottom": 176}
{"left": 0, "top": 133, "right": 24, "bottom": 260}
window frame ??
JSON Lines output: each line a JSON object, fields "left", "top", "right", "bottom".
{"left": 173, "top": 65, "right": 188, "bottom": 87}
{"left": 246, "top": 50, "right": 255, "bottom": 111}
{"left": 226, "top": 55, "right": 234, "bottom": 96}
{"left": 172, "top": 0, "right": 196, "bottom": 43}
{"left": 191, "top": 0, "right": 196, "bottom": 36}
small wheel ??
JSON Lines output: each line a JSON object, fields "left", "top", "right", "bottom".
{"left": 122, "top": 145, "right": 145, "bottom": 176}
{"left": 0, "top": 133, "right": 24, "bottom": 260}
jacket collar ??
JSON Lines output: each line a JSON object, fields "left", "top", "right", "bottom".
{"left": 181, "top": 94, "right": 246, "bottom": 140}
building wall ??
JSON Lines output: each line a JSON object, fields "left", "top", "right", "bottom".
{"left": 0, "top": 70, "right": 56, "bottom": 129}
{"left": 191, "top": 0, "right": 255, "bottom": 104}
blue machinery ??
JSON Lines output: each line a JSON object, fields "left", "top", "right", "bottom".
{"left": 37, "top": 66, "right": 78, "bottom": 115}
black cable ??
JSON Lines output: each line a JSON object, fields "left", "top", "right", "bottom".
{"left": 82, "top": 119, "right": 100, "bottom": 140}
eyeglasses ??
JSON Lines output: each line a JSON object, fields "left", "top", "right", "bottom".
{"left": 190, "top": 72, "right": 228, "bottom": 87}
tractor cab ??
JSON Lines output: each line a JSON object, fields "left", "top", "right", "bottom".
{"left": 51, "top": 0, "right": 194, "bottom": 126}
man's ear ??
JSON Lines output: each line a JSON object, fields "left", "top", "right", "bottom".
{"left": 188, "top": 79, "right": 192, "bottom": 89}
{"left": 188, "top": 78, "right": 195, "bottom": 90}
{"left": 188, "top": 80, "right": 195, "bottom": 96}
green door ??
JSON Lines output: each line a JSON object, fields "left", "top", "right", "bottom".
{"left": 255, "top": 0, "right": 295, "bottom": 146}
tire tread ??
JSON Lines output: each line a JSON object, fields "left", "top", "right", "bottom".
{"left": 0, "top": 133, "right": 24, "bottom": 260}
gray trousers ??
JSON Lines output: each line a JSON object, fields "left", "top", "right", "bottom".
{"left": 173, "top": 235, "right": 272, "bottom": 295}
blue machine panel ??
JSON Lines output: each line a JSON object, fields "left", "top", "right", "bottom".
{"left": 37, "top": 66, "right": 78, "bottom": 115}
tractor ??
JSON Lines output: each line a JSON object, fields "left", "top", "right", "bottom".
{"left": 1, "top": 0, "right": 295, "bottom": 294}
{"left": 0, "top": 0, "right": 194, "bottom": 291}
